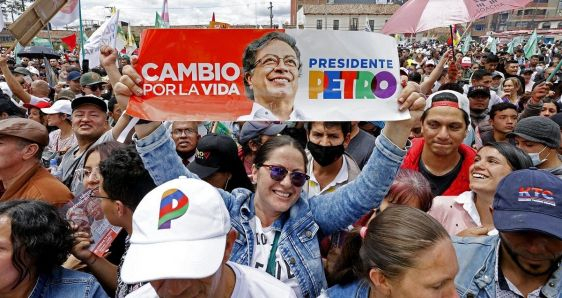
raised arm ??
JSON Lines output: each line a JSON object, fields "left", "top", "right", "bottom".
{"left": 310, "top": 83, "right": 425, "bottom": 235}
{"left": 0, "top": 53, "right": 32, "bottom": 103}
{"left": 421, "top": 49, "right": 451, "bottom": 95}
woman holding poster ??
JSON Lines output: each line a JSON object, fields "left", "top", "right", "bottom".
{"left": 114, "top": 63, "right": 424, "bottom": 297}
{"left": 240, "top": 32, "right": 306, "bottom": 121}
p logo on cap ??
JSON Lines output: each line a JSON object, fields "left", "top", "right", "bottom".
{"left": 158, "top": 189, "right": 189, "bottom": 229}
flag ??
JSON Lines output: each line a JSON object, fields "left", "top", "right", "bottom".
{"left": 43, "top": 57, "right": 58, "bottom": 87}
{"left": 81, "top": 11, "right": 119, "bottom": 69}
{"left": 115, "top": 24, "right": 127, "bottom": 54}
{"left": 447, "top": 24, "right": 461, "bottom": 47}
{"left": 50, "top": 0, "right": 79, "bottom": 27}
{"left": 488, "top": 38, "right": 498, "bottom": 55}
{"left": 461, "top": 34, "right": 472, "bottom": 55}
{"left": 161, "top": 0, "right": 170, "bottom": 28}
{"left": 155, "top": 12, "right": 165, "bottom": 28}
{"left": 8, "top": 0, "right": 68, "bottom": 46}
{"left": 61, "top": 33, "right": 77, "bottom": 51}
{"left": 212, "top": 122, "right": 231, "bottom": 136}
{"left": 0, "top": 8, "right": 4, "bottom": 32}
{"left": 524, "top": 29, "right": 538, "bottom": 59}
{"left": 126, "top": 25, "right": 137, "bottom": 55}
{"left": 31, "top": 37, "right": 52, "bottom": 48}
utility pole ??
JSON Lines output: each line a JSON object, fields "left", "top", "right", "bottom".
{"left": 269, "top": 2, "right": 273, "bottom": 28}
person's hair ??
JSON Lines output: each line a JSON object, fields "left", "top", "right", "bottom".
{"left": 505, "top": 60, "right": 519, "bottom": 66}
{"left": 542, "top": 97, "right": 561, "bottom": 114}
{"left": 480, "top": 142, "right": 532, "bottom": 170}
{"left": 108, "top": 96, "right": 118, "bottom": 113}
{"left": 305, "top": 122, "right": 352, "bottom": 138}
{"left": 242, "top": 32, "right": 301, "bottom": 100}
{"left": 489, "top": 102, "right": 518, "bottom": 119}
{"left": 329, "top": 206, "right": 450, "bottom": 286}
{"left": 408, "top": 72, "right": 422, "bottom": 84}
{"left": 254, "top": 135, "right": 308, "bottom": 169}
{"left": 0, "top": 94, "right": 25, "bottom": 117}
{"left": 0, "top": 200, "right": 73, "bottom": 287}
{"left": 485, "top": 54, "right": 499, "bottom": 63}
{"left": 438, "top": 82, "right": 464, "bottom": 94}
{"left": 503, "top": 77, "right": 523, "bottom": 96}
{"left": 99, "top": 145, "right": 156, "bottom": 211}
{"left": 471, "top": 69, "right": 492, "bottom": 81}
{"left": 15, "top": 138, "right": 44, "bottom": 161}
{"left": 421, "top": 92, "right": 470, "bottom": 127}
{"left": 83, "top": 141, "right": 127, "bottom": 167}
{"left": 385, "top": 169, "right": 433, "bottom": 212}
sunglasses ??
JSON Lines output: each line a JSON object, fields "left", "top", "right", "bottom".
{"left": 86, "top": 84, "right": 102, "bottom": 92}
{"left": 259, "top": 164, "right": 309, "bottom": 187}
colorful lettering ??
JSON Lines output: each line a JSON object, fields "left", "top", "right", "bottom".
{"left": 158, "top": 189, "right": 189, "bottom": 229}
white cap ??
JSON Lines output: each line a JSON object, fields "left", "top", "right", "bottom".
{"left": 41, "top": 100, "right": 72, "bottom": 115}
{"left": 425, "top": 90, "right": 471, "bottom": 126}
{"left": 121, "top": 177, "right": 231, "bottom": 283}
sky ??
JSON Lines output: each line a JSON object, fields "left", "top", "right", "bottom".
{"left": 75, "top": 0, "right": 291, "bottom": 27}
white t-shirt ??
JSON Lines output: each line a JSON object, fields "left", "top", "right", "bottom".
{"left": 124, "top": 262, "right": 296, "bottom": 298}
{"left": 250, "top": 216, "right": 302, "bottom": 297}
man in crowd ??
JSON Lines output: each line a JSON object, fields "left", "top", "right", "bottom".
{"left": 467, "top": 86, "right": 491, "bottom": 132}
{"left": 80, "top": 72, "right": 104, "bottom": 97}
{"left": 509, "top": 116, "right": 562, "bottom": 178}
{"left": 465, "top": 69, "right": 502, "bottom": 108}
{"left": 67, "top": 70, "right": 83, "bottom": 98}
{"left": 483, "top": 53, "right": 499, "bottom": 73}
{"left": 170, "top": 121, "right": 200, "bottom": 166}
{"left": 121, "top": 177, "right": 296, "bottom": 297}
{"left": 0, "top": 94, "right": 25, "bottom": 119}
{"left": 454, "top": 169, "right": 562, "bottom": 297}
{"left": 0, "top": 55, "right": 50, "bottom": 107}
{"left": 402, "top": 90, "right": 475, "bottom": 196}
{"left": 238, "top": 121, "right": 287, "bottom": 175}
{"left": 480, "top": 102, "right": 518, "bottom": 145}
{"left": 0, "top": 118, "right": 72, "bottom": 206}
{"left": 347, "top": 122, "right": 377, "bottom": 170}
{"left": 107, "top": 97, "right": 122, "bottom": 127}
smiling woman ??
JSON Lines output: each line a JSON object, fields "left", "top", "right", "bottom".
{"left": 428, "top": 142, "right": 533, "bottom": 236}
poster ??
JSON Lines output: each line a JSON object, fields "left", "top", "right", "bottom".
{"left": 127, "top": 29, "right": 407, "bottom": 121}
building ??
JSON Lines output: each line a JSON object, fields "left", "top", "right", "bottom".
{"left": 290, "top": 0, "right": 402, "bottom": 26}
{"left": 297, "top": 3, "right": 400, "bottom": 31}
{"left": 470, "top": 0, "right": 562, "bottom": 37}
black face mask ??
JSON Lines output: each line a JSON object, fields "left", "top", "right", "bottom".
{"left": 307, "top": 142, "right": 345, "bottom": 167}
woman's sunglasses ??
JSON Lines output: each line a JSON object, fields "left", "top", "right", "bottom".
{"left": 259, "top": 164, "right": 309, "bottom": 187}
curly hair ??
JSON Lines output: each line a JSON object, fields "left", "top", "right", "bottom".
{"left": 99, "top": 145, "right": 156, "bottom": 211}
{"left": 0, "top": 200, "right": 73, "bottom": 287}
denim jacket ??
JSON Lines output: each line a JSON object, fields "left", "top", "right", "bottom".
{"left": 135, "top": 124, "right": 406, "bottom": 297}
{"left": 453, "top": 235, "right": 562, "bottom": 298}
{"left": 325, "top": 279, "right": 370, "bottom": 298}
{"left": 29, "top": 266, "right": 108, "bottom": 298}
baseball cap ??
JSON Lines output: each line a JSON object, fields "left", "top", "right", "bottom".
{"left": 425, "top": 60, "right": 436, "bottom": 66}
{"left": 467, "top": 86, "right": 490, "bottom": 99}
{"left": 13, "top": 67, "right": 31, "bottom": 77}
{"left": 121, "top": 177, "right": 231, "bottom": 283}
{"left": 508, "top": 116, "right": 560, "bottom": 148}
{"left": 187, "top": 134, "right": 239, "bottom": 179}
{"left": 71, "top": 95, "right": 108, "bottom": 113}
{"left": 461, "top": 57, "right": 472, "bottom": 68}
{"left": 80, "top": 72, "right": 103, "bottom": 86}
{"left": 0, "top": 118, "right": 49, "bottom": 146}
{"left": 41, "top": 99, "right": 72, "bottom": 116}
{"left": 239, "top": 121, "right": 287, "bottom": 144}
{"left": 56, "top": 89, "right": 76, "bottom": 101}
{"left": 67, "top": 71, "right": 81, "bottom": 82}
{"left": 23, "top": 99, "right": 51, "bottom": 110}
{"left": 424, "top": 90, "right": 471, "bottom": 124}
{"left": 522, "top": 68, "right": 534, "bottom": 75}
{"left": 493, "top": 168, "right": 562, "bottom": 240}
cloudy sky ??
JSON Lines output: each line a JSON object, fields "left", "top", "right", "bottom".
{"left": 75, "top": 0, "right": 291, "bottom": 27}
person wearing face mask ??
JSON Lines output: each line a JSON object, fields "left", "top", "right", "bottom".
{"left": 509, "top": 116, "right": 562, "bottom": 178}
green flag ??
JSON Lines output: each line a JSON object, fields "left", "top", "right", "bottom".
{"left": 488, "top": 38, "right": 498, "bottom": 55}
{"left": 524, "top": 30, "right": 538, "bottom": 59}
{"left": 461, "top": 35, "right": 472, "bottom": 55}
{"left": 31, "top": 37, "right": 53, "bottom": 48}
{"left": 212, "top": 122, "right": 231, "bottom": 136}
{"left": 155, "top": 12, "right": 164, "bottom": 28}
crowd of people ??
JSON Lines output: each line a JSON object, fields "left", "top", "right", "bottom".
{"left": 0, "top": 31, "right": 561, "bottom": 298}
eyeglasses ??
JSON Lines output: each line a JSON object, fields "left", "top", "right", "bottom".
{"left": 259, "top": 164, "right": 309, "bottom": 187}
{"left": 85, "top": 84, "right": 101, "bottom": 92}
{"left": 75, "top": 167, "right": 101, "bottom": 181}
{"left": 172, "top": 128, "right": 197, "bottom": 137}
{"left": 255, "top": 54, "right": 299, "bottom": 69}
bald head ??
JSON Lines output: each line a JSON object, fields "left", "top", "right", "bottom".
{"left": 31, "top": 80, "right": 50, "bottom": 98}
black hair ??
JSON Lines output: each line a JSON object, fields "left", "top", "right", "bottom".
{"left": 485, "top": 54, "right": 499, "bottom": 63}
{"left": 421, "top": 92, "right": 470, "bottom": 127}
{"left": 254, "top": 135, "right": 307, "bottom": 170}
{"left": 0, "top": 200, "right": 73, "bottom": 287}
{"left": 99, "top": 145, "right": 156, "bottom": 211}
{"left": 329, "top": 206, "right": 449, "bottom": 286}
{"left": 83, "top": 141, "right": 126, "bottom": 168}
{"left": 0, "top": 94, "right": 25, "bottom": 117}
{"left": 471, "top": 69, "right": 492, "bottom": 81}
{"left": 108, "top": 96, "right": 118, "bottom": 113}
{"left": 438, "top": 82, "right": 464, "bottom": 94}
{"left": 542, "top": 97, "right": 561, "bottom": 114}
{"left": 489, "top": 102, "right": 518, "bottom": 119}
{"left": 408, "top": 72, "right": 422, "bottom": 84}
{"left": 304, "top": 122, "right": 352, "bottom": 138}
{"left": 242, "top": 32, "right": 301, "bottom": 100}
{"left": 481, "top": 142, "right": 532, "bottom": 170}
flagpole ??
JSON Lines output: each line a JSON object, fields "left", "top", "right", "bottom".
{"left": 78, "top": 0, "right": 85, "bottom": 61}
{"left": 449, "top": 25, "right": 455, "bottom": 57}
